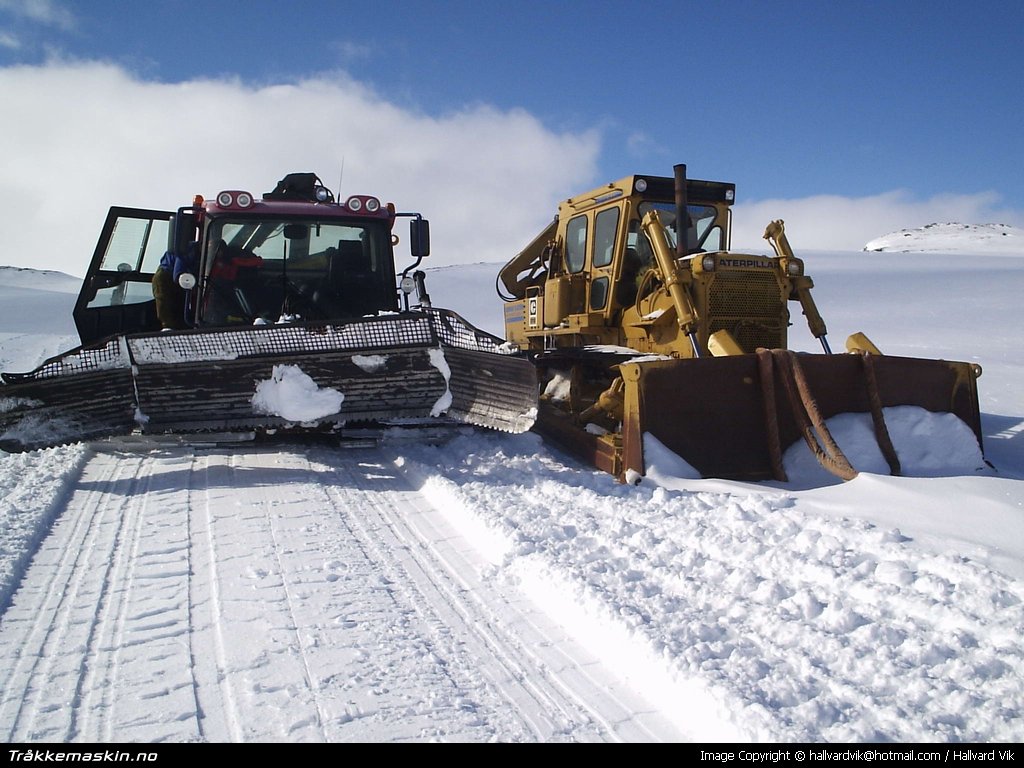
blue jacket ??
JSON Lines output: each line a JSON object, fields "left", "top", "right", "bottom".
{"left": 158, "top": 242, "right": 199, "bottom": 282}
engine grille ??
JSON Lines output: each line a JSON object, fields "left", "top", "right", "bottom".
{"left": 705, "top": 270, "right": 787, "bottom": 353}
{"left": 708, "top": 271, "right": 784, "bottom": 317}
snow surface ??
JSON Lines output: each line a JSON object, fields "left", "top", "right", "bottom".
{"left": 864, "top": 222, "right": 1024, "bottom": 254}
{"left": 0, "top": 237, "right": 1023, "bottom": 743}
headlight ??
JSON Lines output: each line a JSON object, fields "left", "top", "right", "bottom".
{"left": 346, "top": 196, "right": 363, "bottom": 211}
{"left": 786, "top": 259, "right": 803, "bottom": 276}
{"left": 701, "top": 254, "right": 716, "bottom": 271}
{"left": 364, "top": 197, "right": 380, "bottom": 212}
{"left": 315, "top": 185, "right": 331, "bottom": 202}
{"left": 215, "top": 190, "right": 254, "bottom": 209}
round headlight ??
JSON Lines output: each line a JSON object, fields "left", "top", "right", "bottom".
{"left": 346, "top": 196, "right": 363, "bottom": 212}
{"left": 635, "top": 178, "right": 648, "bottom": 193}
{"left": 216, "top": 191, "right": 234, "bottom": 207}
{"left": 787, "top": 260, "right": 803, "bottom": 276}
{"left": 365, "top": 197, "right": 380, "bottom": 212}
{"left": 315, "top": 185, "right": 331, "bottom": 202}
{"left": 235, "top": 192, "right": 253, "bottom": 208}
{"left": 702, "top": 254, "right": 716, "bottom": 271}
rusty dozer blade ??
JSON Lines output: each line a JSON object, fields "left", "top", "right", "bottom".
{"left": 617, "top": 352, "right": 983, "bottom": 482}
{"left": 0, "top": 308, "right": 537, "bottom": 453}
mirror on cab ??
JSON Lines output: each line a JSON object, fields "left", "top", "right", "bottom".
{"left": 410, "top": 218, "right": 430, "bottom": 259}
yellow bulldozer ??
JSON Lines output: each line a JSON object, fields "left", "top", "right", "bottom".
{"left": 497, "top": 164, "right": 983, "bottom": 482}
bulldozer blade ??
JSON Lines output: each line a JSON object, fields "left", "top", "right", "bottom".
{"left": 0, "top": 337, "right": 137, "bottom": 452}
{"left": 0, "top": 309, "right": 537, "bottom": 452}
{"left": 618, "top": 353, "right": 983, "bottom": 481}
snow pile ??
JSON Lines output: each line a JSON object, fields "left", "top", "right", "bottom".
{"left": 864, "top": 222, "right": 1024, "bottom": 253}
{"left": 783, "top": 406, "right": 988, "bottom": 487}
{"left": 251, "top": 364, "right": 344, "bottom": 422}
{"left": 638, "top": 432, "right": 701, "bottom": 483}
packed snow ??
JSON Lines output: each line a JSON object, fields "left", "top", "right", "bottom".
{"left": 0, "top": 234, "right": 1022, "bottom": 742}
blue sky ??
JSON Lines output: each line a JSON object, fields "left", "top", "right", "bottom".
{"left": 1, "top": 0, "right": 1022, "bottom": 273}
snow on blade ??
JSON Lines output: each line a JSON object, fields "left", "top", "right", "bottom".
{"left": 427, "top": 347, "right": 452, "bottom": 417}
{"left": 783, "top": 406, "right": 988, "bottom": 487}
{"left": 641, "top": 432, "right": 701, "bottom": 483}
{"left": 352, "top": 354, "right": 389, "bottom": 373}
{"left": 251, "top": 364, "right": 344, "bottom": 422}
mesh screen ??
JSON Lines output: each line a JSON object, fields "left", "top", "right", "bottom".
{"left": 5, "top": 338, "right": 129, "bottom": 382}
{"left": 6, "top": 308, "right": 517, "bottom": 383}
{"left": 708, "top": 271, "right": 783, "bottom": 317}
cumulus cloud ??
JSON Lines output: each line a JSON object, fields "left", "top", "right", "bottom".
{"left": 732, "top": 190, "right": 1024, "bottom": 252}
{"left": 0, "top": 60, "right": 599, "bottom": 276}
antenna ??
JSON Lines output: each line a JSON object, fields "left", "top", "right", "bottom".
{"left": 337, "top": 157, "right": 345, "bottom": 199}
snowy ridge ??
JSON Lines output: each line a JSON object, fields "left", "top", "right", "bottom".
{"left": 0, "top": 266, "right": 81, "bottom": 293}
{"left": 864, "top": 222, "right": 1024, "bottom": 254}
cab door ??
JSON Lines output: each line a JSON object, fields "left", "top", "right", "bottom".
{"left": 73, "top": 207, "right": 172, "bottom": 344}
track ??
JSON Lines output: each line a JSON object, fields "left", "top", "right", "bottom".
{"left": 0, "top": 444, "right": 683, "bottom": 743}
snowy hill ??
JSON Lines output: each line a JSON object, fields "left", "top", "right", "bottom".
{"left": 864, "top": 222, "right": 1024, "bottom": 253}
{"left": 0, "top": 255, "right": 1022, "bottom": 742}
{"left": 0, "top": 265, "right": 81, "bottom": 293}
{"left": 0, "top": 266, "right": 79, "bottom": 372}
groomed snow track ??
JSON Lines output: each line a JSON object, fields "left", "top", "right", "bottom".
{"left": 0, "top": 444, "right": 684, "bottom": 743}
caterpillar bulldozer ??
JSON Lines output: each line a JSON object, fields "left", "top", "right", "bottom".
{"left": 498, "top": 164, "right": 984, "bottom": 482}
{"left": 0, "top": 172, "right": 537, "bottom": 452}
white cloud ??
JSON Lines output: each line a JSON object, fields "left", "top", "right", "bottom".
{"left": 732, "top": 190, "right": 1024, "bottom": 252}
{"left": 0, "top": 0, "right": 75, "bottom": 30}
{"left": 0, "top": 60, "right": 600, "bottom": 277}
{"left": 0, "top": 30, "right": 20, "bottom": 49}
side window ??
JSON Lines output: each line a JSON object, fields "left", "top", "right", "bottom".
{"left": 565, "top": 215, "right": 588, "bottom": 273}
{"left": 101, "top": 216, "right": 169, "bottom": 273}
{"left": 590, "top": 276, "right": 609, "bottom": 311}
{"left": 593, "top": 207, "right": 620, "bottom": 268}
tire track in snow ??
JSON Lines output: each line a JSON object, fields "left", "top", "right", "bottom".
{"left": 187, "top": 450, "right": 243, "bottom": 742}
{"left": 319, "top": 448, "right": 681, "bottom": 742}
{"left": 0, "top": 449, "right": 218, "bottom": 742}
{"left": 70, "top": 452, "right": 154, "bottom": 743}
{"left": 0, "top": 450, "right": 139, "bottom": 741}
{"left": 0, "top": 443, "right": 686, "bottom": 742}
{"left": 0, "top": 451, "right": 181, "bottom": 740}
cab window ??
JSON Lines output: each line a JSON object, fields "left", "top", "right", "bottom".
{"left": 565, "top": 215, "right": 587, "bottom": 273}
{"left": 593, "top": 208, "right": 619, "bottom": 268}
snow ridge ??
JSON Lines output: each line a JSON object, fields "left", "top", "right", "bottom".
{"left": 864, "top": 222, "right": 1024, "bottom": 253}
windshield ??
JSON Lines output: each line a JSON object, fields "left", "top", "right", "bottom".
{"left": 637, "top": 202, "right": 719, "bottom": 252}
{"left": 200, "top": 218, "right": 396, "bottom": 325}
